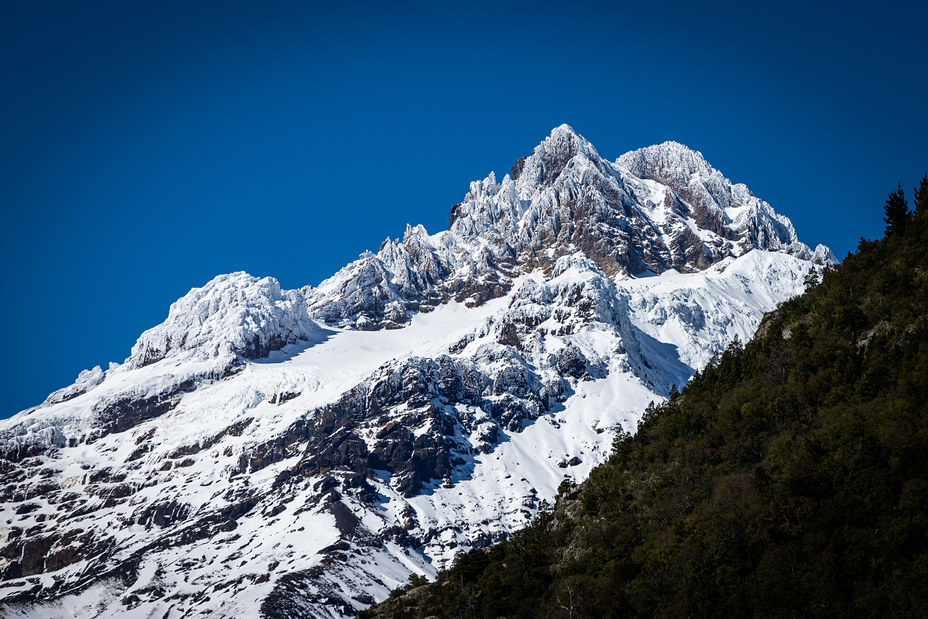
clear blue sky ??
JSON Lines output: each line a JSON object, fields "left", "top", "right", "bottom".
{"left": 2, "top": 0, "right": 926, "bottom": 417}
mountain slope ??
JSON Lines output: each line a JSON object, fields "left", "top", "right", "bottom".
{"left": 0, "top": 127, "right": 831, "bottom": 619}
{"left": 365, "top": 190, "right": 928, "bottom": 619}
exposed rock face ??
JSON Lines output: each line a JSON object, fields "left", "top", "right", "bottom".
{"left": 0, "top": 127, "right": 831, "bottom": 619}
{"left": 267, "top": 256, "right": 663, "bottom": 500}
{"left": 616, "top": 141, "right": 837, "bottom": 266}
{"left": 307, "top": 125, "right": 835, "bottom": 330}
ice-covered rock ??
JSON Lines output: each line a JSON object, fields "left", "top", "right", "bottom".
{"left": 616, "top": 141, "right": 836, "bottom": 265}
{"left": 129, "top": 272, "right": 317, "bottom": 367}
{"left": 813, "top": 243, "right": 839, "bottom": 265}
{"left": 41, "top": 366, "right": 106, "bottom": 407}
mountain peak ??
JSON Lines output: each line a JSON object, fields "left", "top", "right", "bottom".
{"left": 515, "top": 124, "right": 601, "bottom": 194}
{"left": 0, "top": 128, "right": 836, "bottom": 619}
{"left": 547, "top": 123, "right": 582, "bottom": 142}
{"left": 613, "top": 140, "right": 834, "bottom": 266}
{"left": 128, "top": 272, "right": 316, "bottom": 368}
{"left": 615, "top": 140, "right": 716, "bottom": 185}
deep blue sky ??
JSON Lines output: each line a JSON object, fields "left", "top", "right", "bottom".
{"left": 2, "top": 1, "right": 926, "bottom": 417}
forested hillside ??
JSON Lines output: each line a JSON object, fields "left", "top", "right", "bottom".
{"left": 364, "top": 176, "right": 928, "bottom": 618}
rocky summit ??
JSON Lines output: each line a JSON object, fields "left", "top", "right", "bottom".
{"left": 0, "top": 126, "right": 833, "bottom": 619}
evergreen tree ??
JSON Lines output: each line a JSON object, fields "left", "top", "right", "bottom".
{"left": 883, "top": 182, "right": 909, "bottom": 236}
{"left": 914, "top": 173, "right": 928, "bottom": 219}
{"left": 803, "top": 266, "right": 820, "bottom": 289}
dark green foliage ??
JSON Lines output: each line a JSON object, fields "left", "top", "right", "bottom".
{"left": 883, "top": 183, "right": 910, "bottom": 236}
{"left": 915, "top": 173, "right": 928, "bottom": 219}
{"left": 367, "top": 177, "right": 928, "bottom": 619}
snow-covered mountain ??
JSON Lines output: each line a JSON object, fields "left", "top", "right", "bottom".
{"left": 0, "top": 126, "right": 834, "bottom": 619}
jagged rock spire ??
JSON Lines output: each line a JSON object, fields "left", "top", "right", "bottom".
{"left": 307, "top": 127, "right": 833, "bottom": 330}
